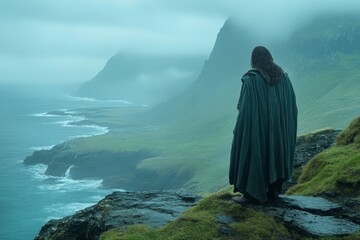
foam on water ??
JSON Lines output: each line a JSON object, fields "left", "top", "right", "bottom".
{"left": 1, "top": 89, "right": 136, "bottom": 240}
{"left": 33, "top": 109, "right": 109, "bottom": 137}
{"left": 24, "top": 164, "right": 50, "bottom": 181}
{"left": 66, "top": 95, "right": 97, "bottom": 102}
{"left": 25, "top": 164, "right": 103, "bottom": 192}
{"left": 39, "top": 178, "right": 103, "bottom": 193}
{"left": 32, "top": 112, "right": 59, "bottom": 117}
{"left": 65, "top": 95, "right": 134, "bottom": 105}
{"left": 68, "top": 125, "right": 109, "bottom": 139}
{"left": 45, "top": 167, "right": 102, "bottom": 192}
{"left": 30, "top": 145, "right": 55, "bottom": 151}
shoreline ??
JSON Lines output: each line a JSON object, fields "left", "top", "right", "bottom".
{"left": 25, "top": 108, "right": 112, "bottom": 186}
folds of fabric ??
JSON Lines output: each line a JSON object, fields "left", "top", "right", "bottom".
{"left": 229, "top": 69, "right": 297, "bottom": 203}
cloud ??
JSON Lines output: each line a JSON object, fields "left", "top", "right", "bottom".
{"left": 1, "top": 0, "right": 360, "bottom": 86}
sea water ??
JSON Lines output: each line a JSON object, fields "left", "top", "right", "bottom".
{"left": 0, "top": 85, "right": 131, "bottom": 240}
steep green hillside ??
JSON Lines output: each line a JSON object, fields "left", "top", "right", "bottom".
{"left": 27, "top": 14, "right": 360, "bottom": 194}
{"left": 286, "top": 14, "right": 360, "bottom": 133}
{"left": 71, "top": 19, "right": 257, "bottom": 192}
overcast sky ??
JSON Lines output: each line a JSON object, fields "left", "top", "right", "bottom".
{"left": 1, "top": 0, "right": 360, "bottom": 88}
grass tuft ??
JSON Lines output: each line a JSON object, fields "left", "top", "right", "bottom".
{"left": 100, "top": 188, "right": 290, "bottom": 240}
{"left": 288, "top": 116, "right": 360, "bottom": 198}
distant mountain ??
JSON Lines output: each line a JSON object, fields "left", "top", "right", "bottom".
{"left": 75, "top": 13, "right": 360, "bottom": 192}
{"left": 28, "top": 13, "right": 360, "bottom": 195}
{"left": 77, "top": 54, "right": 205, "bottom": 105}
{"left": 146, "top": 14, "right": 360, "bottom": 133}
{"left": 144, "top": 18, "right": 254, "bottom": 127}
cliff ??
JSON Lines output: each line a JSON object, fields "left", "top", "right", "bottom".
{"left": 24, "top": 14, "right": 360, "bottom": 194}
{"left": 34, "top": 117, "right": 360, "bottom": 240}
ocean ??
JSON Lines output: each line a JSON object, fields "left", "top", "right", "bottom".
{"left": 0, "top": 85, "right": 130, "bottom": 240}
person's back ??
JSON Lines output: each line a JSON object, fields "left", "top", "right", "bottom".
{"left": 229, "top": 46, "right": 298, "bottom": 203}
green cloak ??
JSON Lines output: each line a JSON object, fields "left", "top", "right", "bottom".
{"left": 229, "top": 69, "right": 298, "bottom": 203}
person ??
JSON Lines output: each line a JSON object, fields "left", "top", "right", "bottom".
{"left": 229, "top": 46, "right": 298, "bottom": 203}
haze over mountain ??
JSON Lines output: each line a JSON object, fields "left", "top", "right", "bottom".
{"left": 144, "top": 13, "right": 360, "bottom": 134}
{"left": 25, "top": 13, "right": 360, "bottom": 194}
{"left": 77, "top": 54, "right": 205, "bottom": 105}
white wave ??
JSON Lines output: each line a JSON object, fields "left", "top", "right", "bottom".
{"left": 25, "top": 164, "right": 103, "bottom": 192}
{"left": 68, "top": 125, "right": 109, "bottom": 139}
{"left": 47, "top": 115, "right": 86, "bottom": 127}
{"left": 38, "top": 165, "right": 103, "bottom": 192}
{"left": 66, "top": 95, "right": 97, "bottom": 102}
{"left": 44, "top": 202, "right": 96, "bottom": 220}
{"left": 51, "top": 120, "right": 73, "bottom": 126}
{"left": 64, "top": 110, "right": 77, "bottom": 115}
{"left": 64, "top": 165, "right": 74, "bottom": 178}
{"left": 39, "top": 178, "right": 103, "bottom": 193}
{"left": 66, "top": 95, "right": 134, "bottom": 105}
{"left": 24, "top": 164, "right": 50, "bottom": 180}
{"left": 103, "top": 99, "right": 134, "bottom": 105}
{"left": 32, "top": 112, "right": 59, "bottom": 117}
{"left": 30, "top": 145, "right": 55, "bottom": 151}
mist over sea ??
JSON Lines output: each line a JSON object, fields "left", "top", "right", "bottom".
{"left": 0, "top": 85, "right": 129, "bottom": 240}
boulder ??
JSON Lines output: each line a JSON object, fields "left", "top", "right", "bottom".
{"left": 35, "top": 190, "right": 200, "bottom": 240}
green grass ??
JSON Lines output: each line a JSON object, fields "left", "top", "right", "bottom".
{"left": 336, "top": 117, "right": 360, "bottom": 146}
{"left": 290, "top": 53, "right": 360, "bottom": 134}
{"left": 56, "top": 14, "right": 360, "bottom": 193}
{"left": 99, "top": 187, "right": 360, "bottom": 240}
{"left": 287, "top": 117, "right": 360, "bottom": 198}
{"left": 70, "top": 122, "right": 232, "bottom": 192}
{"left": 99, "top": 188, "right": 290, "bottom": 240}
{"left": 287, "top": 145, "right": 360, "bottom": 197}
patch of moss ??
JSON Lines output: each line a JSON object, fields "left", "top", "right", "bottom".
{"left": 288, "top": 117, "right": 360, "bottom": 198}
{"left": 100, "top": 188, "right": 290, "bottom": 240}
{"left": 336, "top": 117, "right": 360, "bottom": 146}
{"left": 287, "top": 145, "right": 360, "bottom": 197}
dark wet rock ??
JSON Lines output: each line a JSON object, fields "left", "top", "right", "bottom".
{"left": 281, "top": 195, "right": 342, "bottom": 214}
{"left": 35, "top": 190, "right": 201, "bottom": 240}
{"left": 219, "top": 225, "right": 233, "bottom": 235}
{"left": 282, "top": 209, "right": 360, "bottom": 237}
{"left": 294, "top": 129, "right": 340, "bottom": 168}
{"left": 215, "top": 215, "right": 234, "bottom": 225}
{"left": 216, "top": 215, "right": 235, "bottom": 236}
{"left": 239, "top": 195, "right": 360, "bottom": 237}
{"left": 283, "top": 129, "right": 340, "bottom": 192}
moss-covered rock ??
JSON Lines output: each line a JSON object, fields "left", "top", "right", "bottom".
{"left": 336, "top": 117, "right": 360, "bottom": 146}
{"left": 99, "top": 188, "right": 360, "bottom": 240}
{"left": 287, "top": 116, "right": 360, "bottom": 202}
{"left": 100, "top": 188, "right": 290, "bottom": 240}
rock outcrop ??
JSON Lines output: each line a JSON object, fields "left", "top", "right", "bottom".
{"left": 35, "top": 191, "right": 200, "bottom": 240}
{"left": 283, "top": 128, "right": 340, "bottom": 192}
{"left": 294, "top": 129, "right": 340, "bottom": 168}
{"left": 35, "top": 190, "right": 360, "bottom": 240}
{"left": 228, "top": 195, "right": 360, "bottom": 237}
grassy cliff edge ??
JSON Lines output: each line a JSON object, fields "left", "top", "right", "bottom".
{"left": 99, "top": 117, "right": 360, "bottom": 240}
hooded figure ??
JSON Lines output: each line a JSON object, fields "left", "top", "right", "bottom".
{"left": 229, "top": 46, "right": 298, "bottom": 203}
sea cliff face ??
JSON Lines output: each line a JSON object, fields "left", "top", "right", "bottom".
{"left": 24, "top": 144, "right": 193, "bottom": 190}
{"left": 23, "top": 128, "right": 339, "bottom": 191}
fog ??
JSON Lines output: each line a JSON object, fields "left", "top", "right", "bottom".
{"left": 1, "top": 0, "right": 360, "bottom": 88}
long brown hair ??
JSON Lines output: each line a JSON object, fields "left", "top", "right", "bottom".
{"left": 251, "top": 46, "right": 283, "bottom": 84}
